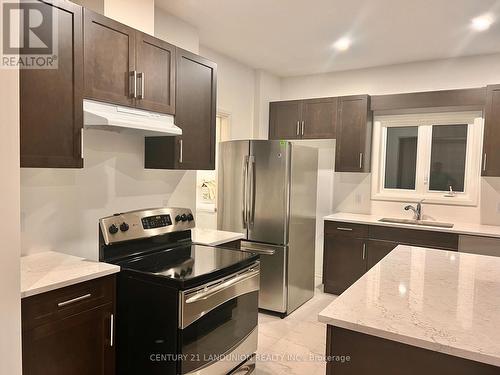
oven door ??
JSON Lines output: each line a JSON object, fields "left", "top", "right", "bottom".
{"left": 179, "top": 263, "right": 260, "bottom": 375}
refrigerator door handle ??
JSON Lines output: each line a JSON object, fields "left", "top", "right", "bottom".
{"left": 248, "top": 155, "right": 256, "bottom": 227}
{"left": 242, "top": 156, "right": 249, "bottom": 228}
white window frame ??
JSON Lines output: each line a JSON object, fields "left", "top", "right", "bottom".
{"left": 371, "top": 111, "right": 483, "bottom": 206}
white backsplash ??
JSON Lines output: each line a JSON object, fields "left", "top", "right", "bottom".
{"left": 21, "top": 130, "right": 197, "bottom": 260}
{"left": 332, "top": 172, "right": 500, "bottom": 226}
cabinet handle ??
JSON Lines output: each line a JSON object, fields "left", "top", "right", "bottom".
{"left": 81, "top": 129, "right": 84, "bottom": 157}
{"left": 129, "top": 71, "right": 137, "bottom": 98}
{"left": 179, "top": 139, "right": 183, "bottom": 164}
{"left": 110, "top": 313, "right": 114, "bottom": 347}
{"left": 359, "top": 153, "right": 363, "bottom": 169}
{"left": 137, "top": 72, "right": 145, "bottom": 99}
{"left": 301, "top": 121, "right": 305, "bottom": 136}
{"left": 57, "top": 293, "right": 92, "bottom": 308}
{"left": 362, "top": 243, "right": 366, "bottom": 260}
{"left": 483, "top": 153, "right": 487, "bottom": 172}
{"left": 296, "top": 121, "right": 300, "bottom": 136}
{"left": 336, "top": 227, "right": 353, "bottom": 231}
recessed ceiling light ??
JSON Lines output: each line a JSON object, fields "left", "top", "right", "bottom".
{"left": 333, "top": 37, "right": 351, "bottom": 51}
{"left": 471, "top": 14, "right": 494, "bottom": 31}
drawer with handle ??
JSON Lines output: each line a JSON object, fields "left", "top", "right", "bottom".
{"left": 22, "top": 275, "right": 116, "bottom": 331}
{"left": 324, "top": 221, "right": 369, "bottom": 238}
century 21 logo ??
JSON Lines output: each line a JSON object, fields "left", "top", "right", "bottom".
{"left": 1, "top": 0, "right": 57, "bottom": 68}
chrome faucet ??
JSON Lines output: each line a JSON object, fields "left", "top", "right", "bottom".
{"left": 404, "top": 200, "right": 424, "bottom": 220}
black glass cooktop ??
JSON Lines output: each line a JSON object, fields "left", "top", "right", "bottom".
{"left": 117, "top": 244, "right": 259, "bottom": 289}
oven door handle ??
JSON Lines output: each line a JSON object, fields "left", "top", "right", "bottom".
{"left": 186, "top": 268, "right": 260, "bottom": 304}
{"left": 180, "top": 265, "right": 260, "bottom": 329}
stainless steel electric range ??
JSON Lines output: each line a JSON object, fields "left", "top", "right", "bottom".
{"left": 99, "top": 207, "right": 259, "bottom": 375}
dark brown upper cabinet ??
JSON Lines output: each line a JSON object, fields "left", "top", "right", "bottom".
{"left": 84, "top": 10, "right": 175, "bottom": 114}
{"left": 20, "top": 0, "right": 84, "bottom": 168}
{"left": 302, "top": 97, "right": 338, "bottom": 139}
{"left": 144, "top": 48, "right": 217, "bottom": 170}
{"left": 482, "top": 85, "right": 500, "bottom": 177}
{"left": 135, "top": 32, "right": 176, "bottom": 113}
{"left": 83, "top": 9, "right": 135, "bottom": 107}
{"left": 335, "top": 95, "right": 372, "bottom": 173}
{"left": 269, "top": 98, "right": 337, "bottom": 140}
{"left": 269, "top": 100, "right": 302, "bottom": 140}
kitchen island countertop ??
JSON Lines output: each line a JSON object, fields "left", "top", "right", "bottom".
{"left": 319, "top": 245, "right": 500, "bottom": 367}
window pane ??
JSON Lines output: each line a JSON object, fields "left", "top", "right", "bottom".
{"left": 429, "top": 124, "right": 467, "bottom": 192}
{"left": 384, "top": 127, "right": 418, "bottom": 189}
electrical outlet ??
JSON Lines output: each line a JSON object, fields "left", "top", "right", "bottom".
{"left": 497, "top": 202, "right": 500, "bottom": 214}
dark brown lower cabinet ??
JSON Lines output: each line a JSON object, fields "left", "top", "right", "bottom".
{"left": 22, "top": 276, "right": 116, "bottom": 375}
{"left": 366, "top": 239, "right": 398, "bottom": 270}
{"left": 323, "top": 234, "right": 366, "bottom": 295}
{"left": 323, "top": 222, "right": 459, "bottom": 295}
{"left": 326, "top": 326, "right": 498, "bottom": 375}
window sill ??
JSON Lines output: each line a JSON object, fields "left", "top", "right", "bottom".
{"left": 371, "top": 192, "right": 478, "bottom": 207}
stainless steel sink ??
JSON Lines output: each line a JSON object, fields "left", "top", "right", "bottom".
{"left": 379, "top": 218, "right": 454, "bottom": 228}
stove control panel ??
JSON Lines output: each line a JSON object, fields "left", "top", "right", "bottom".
{"left": 100, "top": 207, "right": 195, "bottom": 245}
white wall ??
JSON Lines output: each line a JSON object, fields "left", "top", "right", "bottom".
{"left": 281, "top": 53, "right": 500, "bottom": 99}
{"left": 0, "top": 69, "right": 22, "bottom": 374}
{"left": 280, "top": 53, "right": 500, "bottom": 228}
{"left": 254, "top": 70, "right": 281, "bottom": 139}
{"left": 21, "top": 2, "right": 200, "bottom": 260}
{"left": 199, "top": 46, "right": 257, "bottom": 139}
{"left": 155, "top": 7, "right": 199, "bottom": 54}
{"left": 21, "top": 131, "right": 196, "bottom": 260}
{"left": 104, "top": 0, "right": 155, "bottom": 34}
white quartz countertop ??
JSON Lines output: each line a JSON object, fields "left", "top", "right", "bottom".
{"left": 21, "top": 251, "right": 120, "bottom": 298}
{"left": 191, "top": 228, "right": 244, "bottom": 246}
{"left": 324, "top": 212, "right": 500, "bottom": 238}
{"left": 319, "top": 245, "right": 500, "bottom": 366}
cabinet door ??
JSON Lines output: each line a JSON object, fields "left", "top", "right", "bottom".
{"left": 20, "top": 0, "right": 83, "bottom": 168}
{"left": 301, "top": 97, "right": 337, "bottom": 139}
{"left": 269, "top": 101, "right": 302, "bottom": 140}
{"left": 366, "top": 240, "right": 398, "bottom": 270}
{"left": 22, "top": 303, "right": 115, "bottom": 375}
{"left": 145, "top": 49, "right": 217, "bottom": 170}
{"left": 323, "top": 234, "right": 366, "bottom": 295}
{"left": 135, "top": 32, "right": 176, "bottom": 114}
{"left": 84, "top": 9, "right": 135, "bottom": 107}
{"left": 482, "top": 85, "right": 500, "bottom": 176}
{"left": 175, "top": 48, "right": 217, "bottom": 170}
{"left": 335, "top": 95, "right": 372, "bottom": 172}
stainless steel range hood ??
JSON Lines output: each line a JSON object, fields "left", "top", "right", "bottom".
{"left": 83, "top": 99, "right": 182, "bottom": 136}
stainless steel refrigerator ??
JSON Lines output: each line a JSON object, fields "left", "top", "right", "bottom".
{"left": 218, "top": 140, "right": 318, "bottom": 315}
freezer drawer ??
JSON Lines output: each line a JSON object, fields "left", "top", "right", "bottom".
{"left": 240, "top": 241, "right": 287, "bottom": 313}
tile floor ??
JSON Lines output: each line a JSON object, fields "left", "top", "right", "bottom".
{"left": 254, "top": 283, "right": 337, "bottom": 374}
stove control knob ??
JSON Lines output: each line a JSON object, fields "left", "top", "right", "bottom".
{"left": 175, "top": 215, "right": 182, "bottom": 222}
{"left": 180, "top": 214, "right": 188, "bottom": 222}
{"left": 109, "top": 224, "right": 119, "bottom": 234}
{"left": 187, "top": 213, "right": 194, "bottom": 222}
{"left": 120, "top": 222, "right": 129, "bottom": 232}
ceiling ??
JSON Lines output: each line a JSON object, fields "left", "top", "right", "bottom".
{"left": 156, "top": 0, "right": 500, "bottom": 77}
